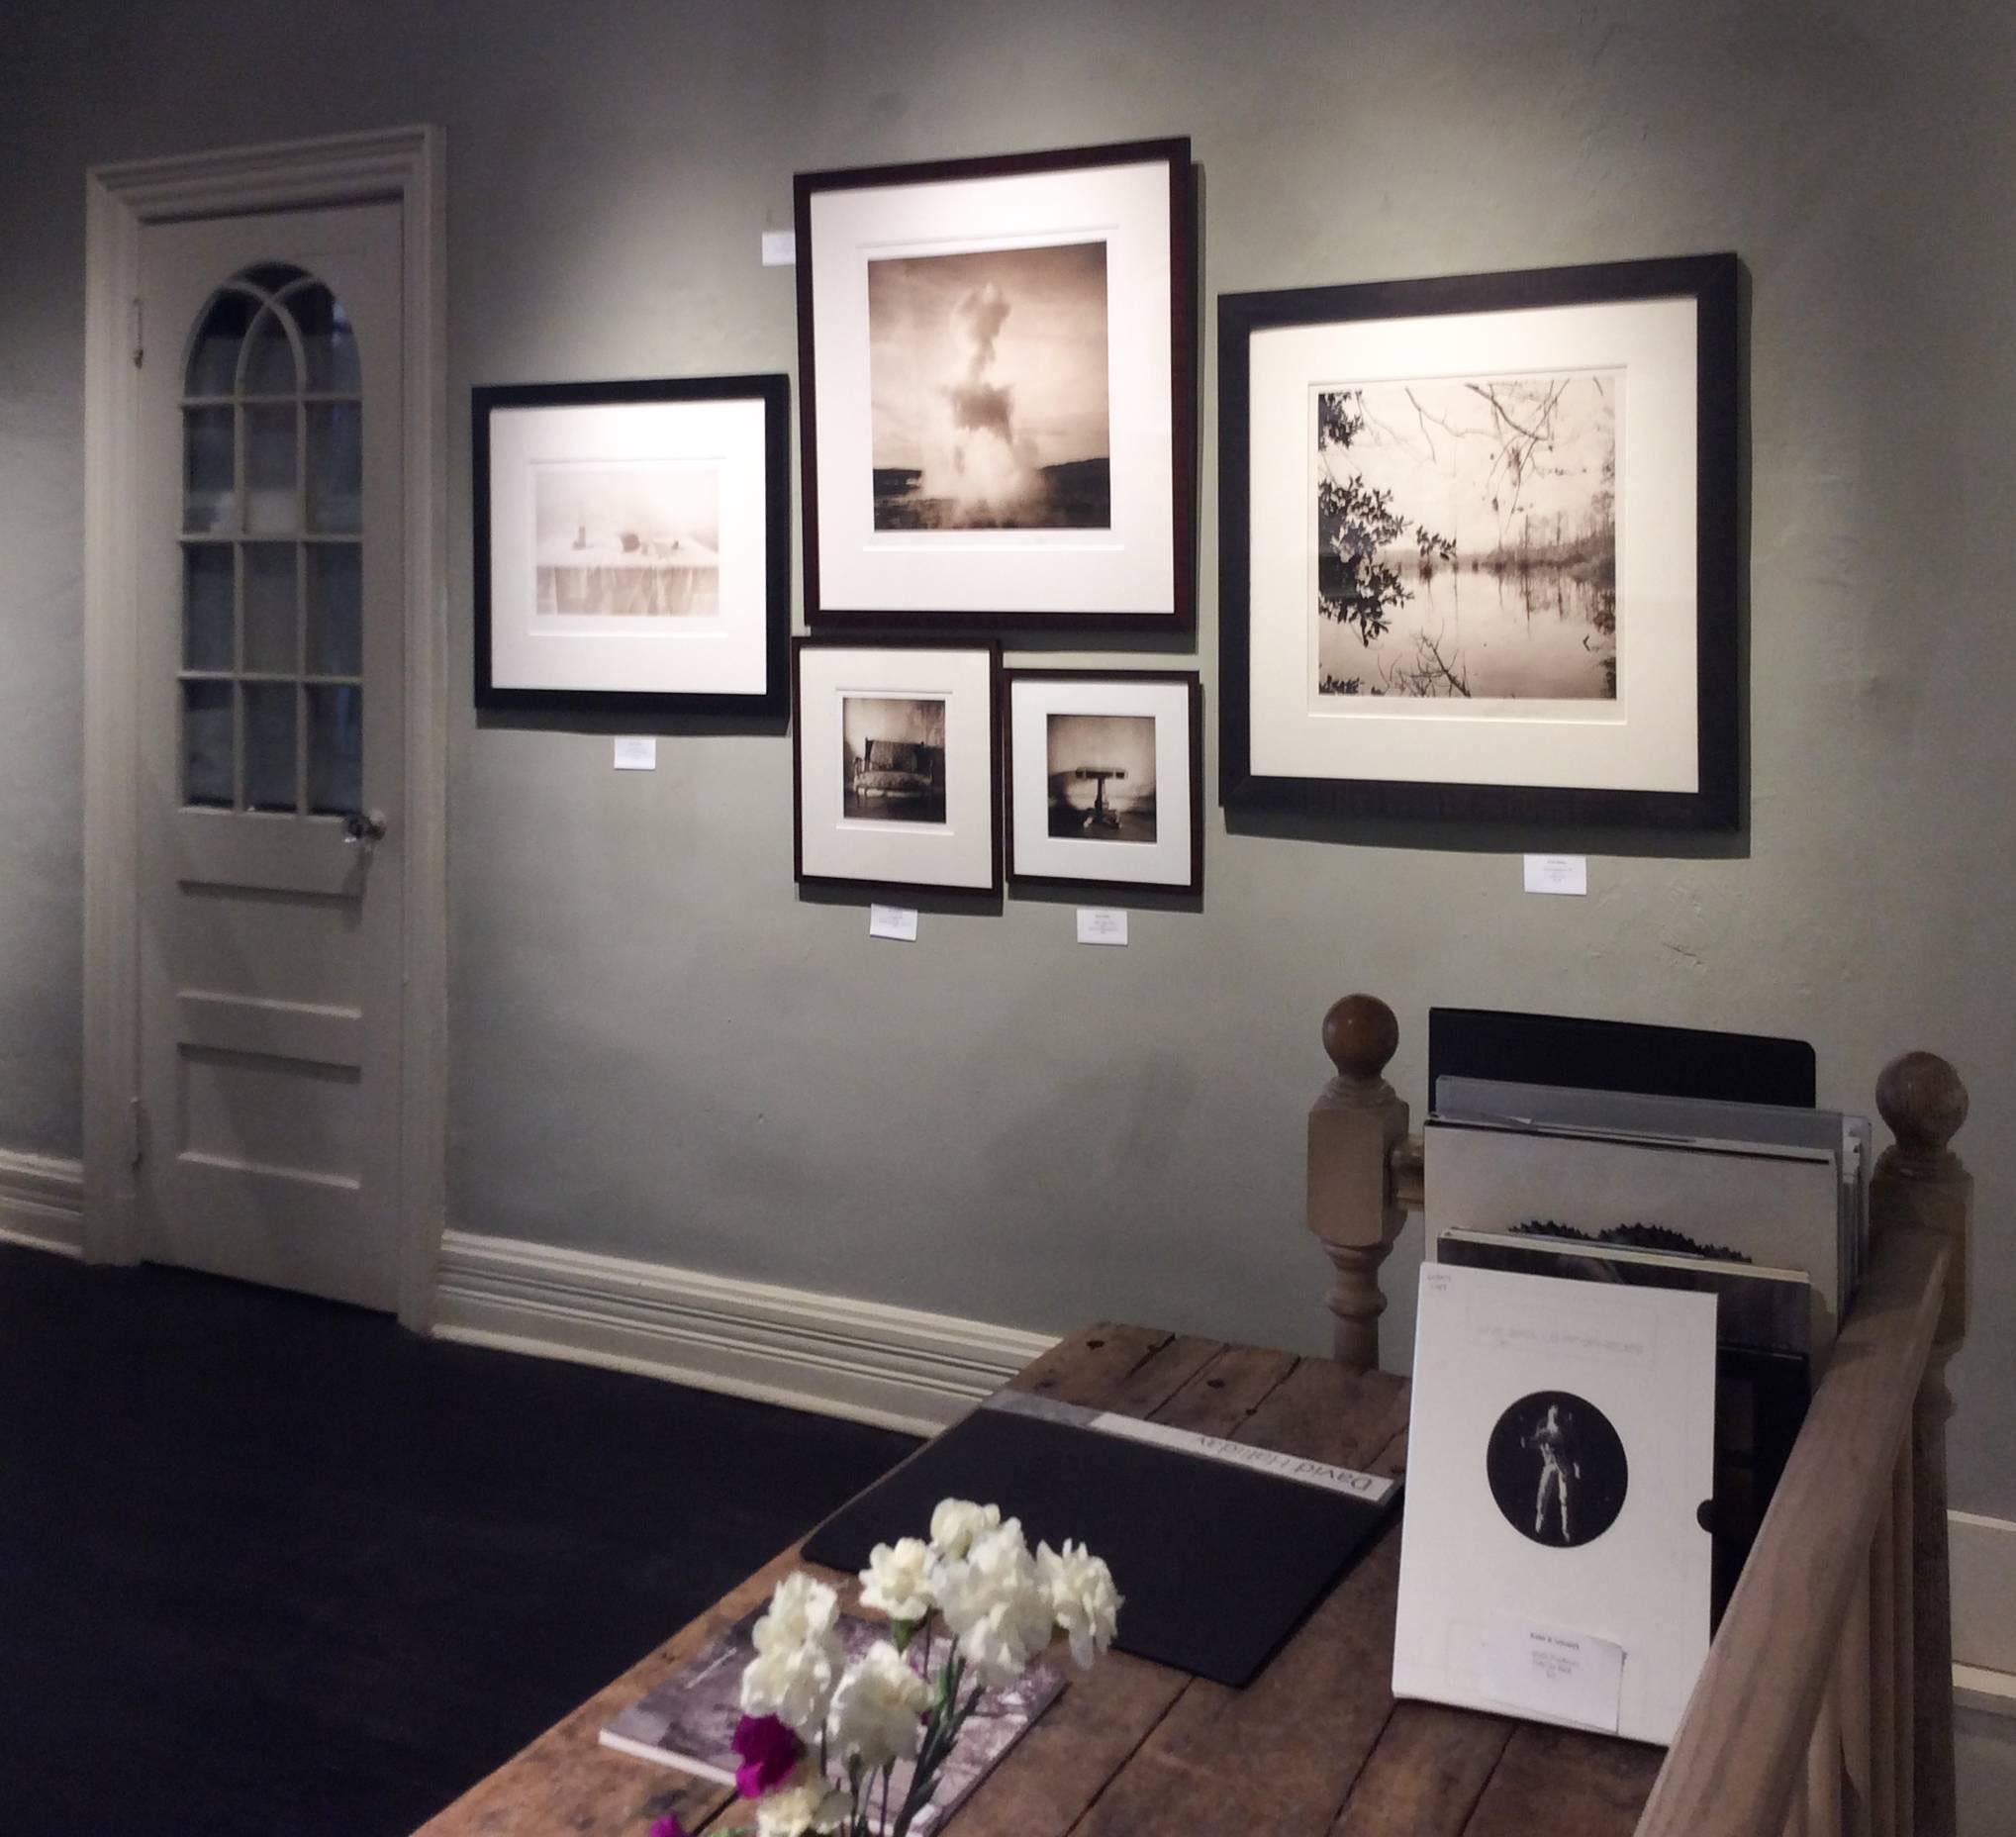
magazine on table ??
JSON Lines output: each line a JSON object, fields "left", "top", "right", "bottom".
{"left": 600, "top": 1607, "right": 1065, "bottom": 1835}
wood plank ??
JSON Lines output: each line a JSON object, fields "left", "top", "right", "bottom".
{"left": 1464, "top": 1724, "right": 1666, "bottom": 1837}
{"left": 1008, "top": 1322, "right": 1190, "bottom": 1402}
{"left": 1066, "top": 1360, "right": 1413, "bottom": 1837}
{"left": 1330, "top": 1702, "right": 1512, "bottom": 1836}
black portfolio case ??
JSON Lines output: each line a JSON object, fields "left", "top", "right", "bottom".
{"left": 802, "top": 1403, "right": 1396, "bottom": 1689}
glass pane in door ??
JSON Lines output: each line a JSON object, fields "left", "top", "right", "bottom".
{"left": 242, "top": 683, "right": 299, "bottom": 813}
{"left": 182, "top": 681, "right": 235, "bottom": 808}
{"left": 183, "top": 544, "right": 235, "bottom": 671}
{"left": 305, "top": 543, "right": 362, "bottom": 676}
{"left": 306, "top": 685, "right": 363, "bottom": 817}
{"left": 182, "top": 407, "right": 236, "bottom": 533}
{"left": 306, "top": 403, "right": 362, "bottom": 533}
{"left": 242, "top": 405, "right": 299, "bottom": 535}
{"left": 241, "top": 544, "right": 299, "bottom": 674}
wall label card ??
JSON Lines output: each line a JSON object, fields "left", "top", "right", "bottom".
{"left": 1479, "top": 1622, "right": 1626, "bottom": 1732}
{"left": 760, "top": 230, "right": 797, "bottom": 266}
{"left": 1523, "top": 853, "right": 1587, "bottom": 896}
{"left": 614, "top": 736, "right": 658, "bottom": 771}
{"left": 1077, "top": 909, "right": 1128, "bottom": 946}
{"left": 869, "top": 905, "right": 918, "bottom": 941}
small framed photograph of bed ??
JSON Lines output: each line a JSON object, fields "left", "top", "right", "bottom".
{"left": 1004, "top": 669, "right": 1203, "bottom": 894}
{"left": 473, "top": 373, "right": 790, "bottom": 717}
{"left": 794, "top": 639, "right": 1002, "bottom": 896}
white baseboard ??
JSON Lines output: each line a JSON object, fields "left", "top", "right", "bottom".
{"left": 432, "top": 1229, "right": 1056, "bottom": 1437}
{"left": 0, "top": 1149, "right": 84, "bottom": 1257}
{"left": 1954, "top": 1510, "right": 2016, "bottom": 1680}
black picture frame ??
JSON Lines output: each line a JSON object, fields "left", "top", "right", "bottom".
{"left": 794, "top": 137, "right": 1197, "bottom": 635}
{"left": 472, "top": 373, "right": 791, "bottom": 717}
{"left": 1218, "top": 253, "right": 1740, "bottom": 829}
{"left": 1003, "top": 669, "right": 1204, "bottom": 895}
{"left": 793, "top": 636, "right": 1004, "bottom": 899}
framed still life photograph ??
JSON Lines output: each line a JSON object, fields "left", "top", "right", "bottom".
{"left": 794, "top": 137, "right": 1196, "bottom": 633}
{"left": 473, "top": 373, "right": 790, "bottom": 716}
{"left": 1218, "top": 253, "right": 1738, "bottom": 828}
{"left": 794, "top": 639, "right": 1002, "bottom": 896}
{"left": 1004, "top": 670, "right": 1203, "bottom": 894}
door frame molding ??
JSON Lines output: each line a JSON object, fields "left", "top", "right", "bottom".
{"left": 82, "top": 126, "right": 448, "bottom": 1328}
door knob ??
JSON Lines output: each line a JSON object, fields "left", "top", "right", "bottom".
{"left": 342, "top": 808, "right": 389, "bottom": 845}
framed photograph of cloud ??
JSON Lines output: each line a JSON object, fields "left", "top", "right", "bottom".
{"left": 473, "top": 374, "right": 789, "bottom": 716}
{"left": 794, "top": 639, "right": 1002, "bottom": 896}
{"left": 795, "top": 139, "right": 1196, "bottom": 633}
{"left": 1219, "top": 254, "right": 1739, "bottom": 829}
{"left": 1005, "top": 669, "right": 1203, "bottom": 893}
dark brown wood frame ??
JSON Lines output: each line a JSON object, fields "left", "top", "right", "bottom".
{"left": 1002, "top": 669, "right": 1204, "bottom": 895}
{"left": 472, "top": 373, "right": 791, "bottom": 718}
{"left": 792, "top": 636, "right": 1003, "bottom": 899}
{"left": 1217, "top": 253, "right": 1740, "bottom": 829}
{"left": 793, "top": 138, "right": 1197, "bottom": 635}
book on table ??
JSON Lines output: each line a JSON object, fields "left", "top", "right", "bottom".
{"left": 1392, "top": 1262, "right": 1719, "bottom": 1746}
{"left": 599, "top": 1606, "right": 1064, "bottom": 1836}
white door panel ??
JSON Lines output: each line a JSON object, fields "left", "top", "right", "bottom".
{"left": 137, "top": 202, "right": 404, "bottom": 1309}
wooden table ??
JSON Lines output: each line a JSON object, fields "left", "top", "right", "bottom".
{"left": 417, "top": 1324, "right": 1664, "bottom": 1837}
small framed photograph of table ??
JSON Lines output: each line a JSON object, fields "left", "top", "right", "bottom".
{"left": 794, "top": 639, "right": 1002, "bottom": 896}
{"left": 473, "top": 374, "right": 790, "bottom": 716}
{"left": 1005, "top": 669, "right": 1203, "bottom": 893}
{"left": 794, "top": 137, "right": 1196, "bottom": 634}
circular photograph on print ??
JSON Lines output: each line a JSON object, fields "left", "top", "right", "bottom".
{"left": 1485, "top": 1390, "right": 1628, "bottom": 1550}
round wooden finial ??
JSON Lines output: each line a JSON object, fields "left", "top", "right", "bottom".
{"left": 1322, "top": 994, "right": 1399, "bottom": 1083}
{"left": 1875, "top": 1050, "right": 1968, "bottom": 1162}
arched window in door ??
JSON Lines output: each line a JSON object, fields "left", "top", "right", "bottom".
{"left": 179, "top": 263, "right": 363, "bottom": 817}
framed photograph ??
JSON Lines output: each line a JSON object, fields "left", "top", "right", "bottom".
{"left": 1219, "top": 254, "right": 1738, "bottom": 828}
{"left": 1004, "top": 670, "right": 1203, "bottom": 894}
{"left": 794, "top": 639, "right": 1002, "bottom": 896}
{"left": 473, "top": 374, "right": 790, "bottom": 716}
{"left": 794, "top": 138, "right": 1196, "bottom": 634}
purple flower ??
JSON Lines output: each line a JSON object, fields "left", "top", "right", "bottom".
{"left": 731, "top": 1711, "right": 803, "bottom": 1798}
{"left": 648, "top": 1817, "right": 690, "bottom": 1837}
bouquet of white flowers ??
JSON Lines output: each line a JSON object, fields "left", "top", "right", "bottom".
{"left": 652, "top": 1499, "right": 1118, "bottom": 1837}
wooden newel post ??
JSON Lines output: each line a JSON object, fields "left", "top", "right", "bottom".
{"left": 1307, "top": 994, "right": 1409, "bottom": 1373}
{"left": 1872, "top": 1049, "right": 1971, "bottom": 1837}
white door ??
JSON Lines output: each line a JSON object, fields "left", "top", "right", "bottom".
{"left": 134, "top": 203, "right": 405, "bottom": 1308}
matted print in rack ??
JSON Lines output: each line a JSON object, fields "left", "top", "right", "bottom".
{"left": 794, "top": 638, "right": 1003, "bottom": 896}
{"left": 1004, "top": 670, "right": 1203, "bottom": 894}
{"left": 794, "top": 137, "right": 1196, "bottom": 633}
{"left": 473, "top": 374, "right": 790, "bottom": 717}
{"left": 1218, "top": 254, "right": 1739, "bottom": 828}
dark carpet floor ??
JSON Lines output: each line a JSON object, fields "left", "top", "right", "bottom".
{"left": 0, "top": 1244, "right": 916, "bottom": 1835}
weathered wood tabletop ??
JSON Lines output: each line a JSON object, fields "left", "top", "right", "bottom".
{"left": 416, "top": 1324, "right": 1663, "bottom": 1837}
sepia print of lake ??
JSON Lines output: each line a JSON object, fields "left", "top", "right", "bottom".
{"left": 1312, "top": 369, "right": 1617, "bottom": 700}
{"left": 1319, "top": 562, "right": 1616, "bottom": 700}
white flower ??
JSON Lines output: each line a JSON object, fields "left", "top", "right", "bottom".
{"left": 858, "top": 1537, "right": 934, "bottom": 1623}
{"left": 934, "top": 1518, "right": 1054, "bottom": 1689}
{"left": 1037, "top": 1539, "right": 1121, "bottom": 1670}
{"left": 825, "top": 1639, "right": 931, "bottom": 1773}
{"left": 927, "top": 1498, "right": 1001, "bottom": 1560}
{"left": 740, "top": 1573, "right": 844, "bottom": 1737}
{"left": 753, "top": 1774, "right": 849, "bottom": 1836}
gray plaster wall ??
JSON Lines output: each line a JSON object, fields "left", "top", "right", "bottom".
{"left": 2, "top": 0, "right": 2012, "bottom": 1513}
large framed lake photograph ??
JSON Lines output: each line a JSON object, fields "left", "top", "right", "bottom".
{"left": 1219, "top": 255, "right": 1738, "bottom": 828}
{"left": 474, "top": 374, "right": 790, "bottom": 717}
{"left": 795, "top": 138, "right": 1196, "bottom": 634}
